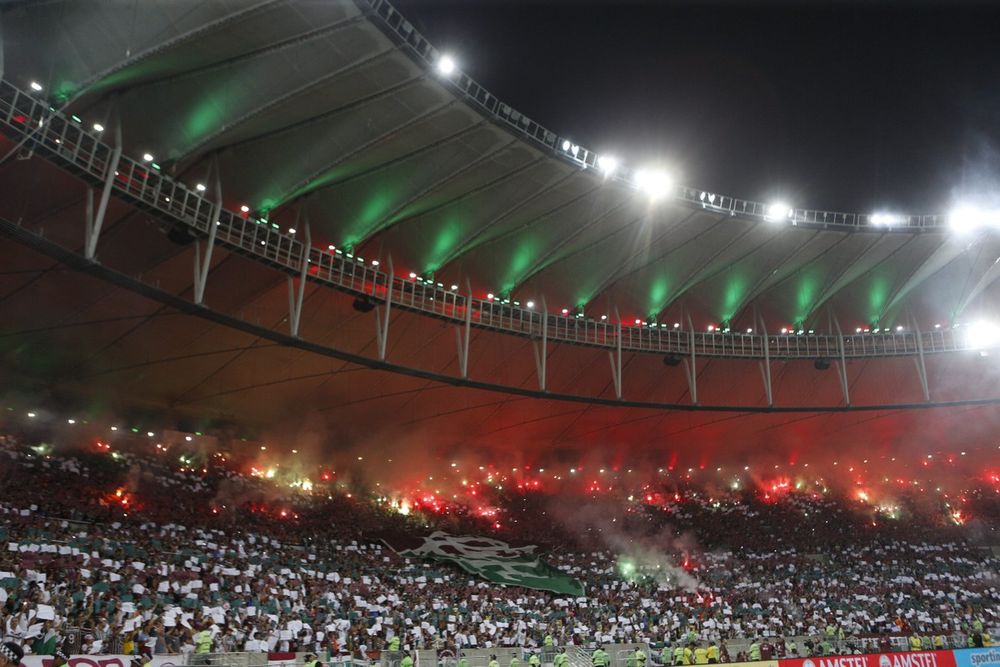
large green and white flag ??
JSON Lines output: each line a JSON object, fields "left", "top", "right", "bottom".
{"left": 385, "top": 531, "right": 585, "bottom": 596}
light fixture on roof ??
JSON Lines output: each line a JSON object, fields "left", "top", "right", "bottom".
{"left": 766, "top": 201, "right": 793, "bottom": 222}
{"left": 143, "top": 153, "right": 155, "bottom": 162}
{"left": 634, "top": 168, "right": 672, "bottom": 201}
{"left": 870, "top": 212, "right": 903, "bottom": 226}
{"left": 371, "top": 260, "right": 379, "bottom": 266}
{"left": 487, "top": 293, "right": 495, "bottom": 300}
{"left": 29, "top": 81, "right": 42, "bottom": 92}
{"left": 451, "top": 284, "right": 459, "bottom": 290}
{"left": 965, "top": 320, "right": 1000, "bottom": 350}
{"left": 526, "top": 301, "right": 535, "bottom": 309}
{"left": 240, "top": 205, "right": 250, "bottom": 213}
{"left": 949, "top": 205, "right": 1000, "bottom": 233}
{"left": 561, "top": 308, "right": 569, "bottom": 315}
{"left": 92, "top": 123, "right": 104, "bottom": 132}
{"left": 597, "top": 155, "right": 619, "bottom": 176}
{"left": 601, "top": 315, "right": 608, "bottom": 320}
{"left": 195, "top": 183, "right": 206, "bottom": 192}
{"left": 288, "top": 228, "right": 297, "bottom": 234}
{"left": 436, "top": 54, "right": 457, "bottom": 76}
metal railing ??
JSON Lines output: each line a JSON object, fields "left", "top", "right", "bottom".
{"left": 358, "top": 0, "right": 946, "bottom": 232}
{"left": 0, "top": 79, "right": 981, "bottom": 363}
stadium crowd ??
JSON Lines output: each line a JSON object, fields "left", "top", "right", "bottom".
{"left": 0, "top": 431, "right": 995, "bottom": 663}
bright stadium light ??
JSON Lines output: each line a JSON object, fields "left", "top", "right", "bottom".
{"left": 29, "top": 81, "right": 42, "bottom": 92}
{"left": 766, "top": 201, "right": 793, "bottom": 222}
{"left": 870, "top": 212, "right": 903, "bottom": 226}
{"left": 436, "top": 54, "right": 457, "bottom": 76}
{"left": 143, "top": 152, "right": 154, "bottom": 162}
{"left": 92, "top": 123, "right": 104, "bottom": 132}
{"left": 526, "top": 301, "right": 535, "bottom": 309}
{"left": 965, "top": 320, "right": 1000, "bottom": 350}
{"left": 634, "top": 168, "right": 672, "bottom": 201}
{"left": 195, "top": 183, "right": 206, "bottom": 192}
{"left": 597, "top": 155, "right": 619, "bottom": 176}
{"left": 949, "top": 205, "right": 1000, "bottom": 233}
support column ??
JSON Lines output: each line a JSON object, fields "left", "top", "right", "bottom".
{"left": 374, "top": 255, "right": 393, "bottom": 360}
{"left": 531, "top": 297, "right": 548, "bottom": 391}
{"left": 682, "top": 312, "right": 698, "bottom": 405}
{"left": 455, "top": 279, "right": 473, "bottom": 378}
{"left": 910, "top": 315, "right": 931, "bottom": 401}
{"left": 193, "top": 169, "right": 223, "bottom": 305}
{"left": 84, "top": 122, "right": 122, "bottom": 260}
{"left": 756, "top": 309, "right": 773, "bottom": 407}
{"left": 608, "top": 317, "right": 623, "bottom": 400}
{"left": 287, "top": 222, "right": 311, "bottom": 338}
{"left": 830, "top": 310, "right": 851, "bottom": 406}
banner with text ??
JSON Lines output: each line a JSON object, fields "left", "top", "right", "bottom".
{"left": 20, "top": 657, "right": 177, "bottom": 667}
{"left": 780, "top": 651, "right": 957, "bottom": 667}
{"left": 953, "top": 648, "right": 1000, "bottom": 667}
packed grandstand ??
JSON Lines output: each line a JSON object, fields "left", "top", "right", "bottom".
{"left": 0, "top": 426, "right": 994, "bottom": 665}
{"left": 1, "top": 2, "right": 1000, "bottom": 667}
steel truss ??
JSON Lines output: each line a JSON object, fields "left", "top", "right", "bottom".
{"left": 0, "top": 79, "right": 993, "bottom": 410}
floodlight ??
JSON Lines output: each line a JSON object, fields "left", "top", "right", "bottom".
{"left": 436, "top": 54, "right": 456, "bottom": 76}
{"left": 92, "top": 123, "right": 104, "bottom": 132}
{"left": 634, "top": 168, "right": 672, "bottom": 201}
{"left": 870, "top": 213, "right": 902, "bottom": 226}
{"left": 965, "top": 320, "right": 1000, "bottom": 350}
{"left": 195, "top": 183, "right": 206, "bottom": 192}
{"left": 29, "top": 81, "right": 42, "bottom": 92}
{"left": 949, "top": 205, "right": 1000, "bottom": 233}
{"left": 766, "top": 201, "right": 792, "bottom": 221}
{"left": 526, "top": 301, "right": 535, "bottom": 309}
{"left": 143, "top": 153, "right": 154, "bottom": 162}
{"left": 597, "top": 155, "right": 618, "bottom": 176}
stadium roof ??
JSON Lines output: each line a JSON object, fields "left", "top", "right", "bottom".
{"left": 1, "top": 0, "right": 1000, "bottom": 451}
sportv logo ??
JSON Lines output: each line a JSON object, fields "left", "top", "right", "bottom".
{"left": 969, "top": 650, "right": 1000, "bottom": 667}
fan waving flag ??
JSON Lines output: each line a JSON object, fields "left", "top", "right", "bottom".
{"left": 385, "top": 531, "right": 585, "bottom": 596}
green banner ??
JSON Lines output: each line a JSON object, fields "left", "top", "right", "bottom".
{"left": 387, "top": 531, "right": 584, "bottom": 596}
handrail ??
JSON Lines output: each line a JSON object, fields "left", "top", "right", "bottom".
{"left": 0, "top": 80, "right": 983, "bottom": 362}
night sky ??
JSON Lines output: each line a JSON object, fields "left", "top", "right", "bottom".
{"left": 391, "top": 0, "right": 1000, "bottom": 214}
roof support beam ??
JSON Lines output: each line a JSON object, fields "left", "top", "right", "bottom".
{"left": 682, "top": 311, "right": 698, "bottom": 405}
{"left": 287, "top": 219, "right": 311, "bottom": 338}
{"left": 374, "top": 256, "right": 394, "bottom": 360}
{"left": 756, "top": 309, "right": 773, "bottom": 407}
{"left": 910, "top": 314, "right": 931, "bottom": 402}
{"left": 193, "top": 164, "right": 223, "bottom": 305}
{"left": 174, "top": 47, "right": 401, "bottom": 168}
{"left": 455, "top": 282, "right": 473, "bottom": 379}
{"left": 275, "top": 100, "right": 457, "bottom": 210}
{"left": 435, "top": 170, "right": 578, "bottom": 268}
{"left": 531, "top": 298, "right": 549, "bottom": 392}
{"left": 830, "top": 309, "right": 851, "bottom": 406}
{"left": 608, "top": 317, "right": 623, "bottom": 400}
{"left": 286, "top": 116, "right": 486, "bottom": 213}
{"left": 65, "top": 0, "right": 286, "bottom": 110}
{"left": 509, "top": 199, "right": 634, "bottom": 293}
{"left": 352, "top": 138, "right": 519, "bottom": 249}
{"left": 84, "top": 122, "right": 122, "bottom": 261}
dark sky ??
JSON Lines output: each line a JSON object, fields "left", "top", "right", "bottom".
{"left": 391, "top": 0, "right": 1000, "bottom": 214}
